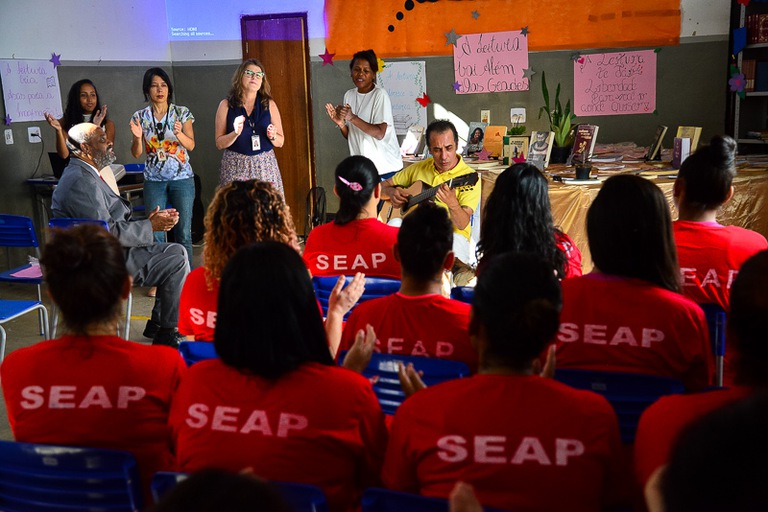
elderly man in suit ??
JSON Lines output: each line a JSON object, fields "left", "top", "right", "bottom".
{"left": 52, "top": 122, "right": 189, "bottom": 347}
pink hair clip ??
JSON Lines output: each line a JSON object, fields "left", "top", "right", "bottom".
{"left": 338, "top": 176, "right": 363, "bottom": 191}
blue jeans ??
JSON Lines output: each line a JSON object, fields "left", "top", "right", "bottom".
{"left": 143, "top": 177, "right": 194, "bottom": 267}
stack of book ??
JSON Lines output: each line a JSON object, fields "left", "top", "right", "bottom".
{"left": 747, "top": 14, "right": 768, "bottom": 44}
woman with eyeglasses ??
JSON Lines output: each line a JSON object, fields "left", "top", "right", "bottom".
{"left": 215, "top": 58, "right": 285, "bottom": 194}
{"left": 130, "top": 67, "right": 196, "bottom": 268}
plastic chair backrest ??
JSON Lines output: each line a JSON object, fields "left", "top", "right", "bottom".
{"left": 339, "top": 351, "right": 470, "bottom": 415}
{"left": 555, "top": 369, "right": 685, "bottom": 444}
{"left": 49, "top": 218, "right": 110, "bottom": 231}
{"left": 0, "top": 440, "right": 142, "bottom": 511}
{"left": 362, "top": 487, "right": 507, "bottom": 512}
{"left": 151, "top": 472, "right": 329, "bottom": 512}
{"left": 699, "top": 303, "right": 727, "bottom": 386}
{"left": 313, "top": 276, "right": 401, "bottom": 319}
{"left": 0, "top": 214, "right": 39, "bottom": 249}
{"left": 450, "top": 286, "right": 475, "bottom": 304}
{"left": 178, "top": 341, "right": 217, "bottom": 366}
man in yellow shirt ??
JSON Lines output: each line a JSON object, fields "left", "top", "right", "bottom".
{"left": 381, "top": 120, "right": 480, "bottom": 283}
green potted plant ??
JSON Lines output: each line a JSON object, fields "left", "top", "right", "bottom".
{"left": 538, "top": 71, "right": 575, "bottom": 163}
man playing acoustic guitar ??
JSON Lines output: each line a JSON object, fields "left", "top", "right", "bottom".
{"left": 381, "top": 120, "right": 481, "bottom": 284}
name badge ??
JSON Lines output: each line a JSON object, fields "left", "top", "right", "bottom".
{"left": 157, "top": 149, "right": 167, "bottom": 161}
{"left": 251, "top": 134, "right": 261, "bottom": 151}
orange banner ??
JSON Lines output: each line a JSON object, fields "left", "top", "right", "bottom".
{"left": 324, "top": 0, "right": 680, "bottom": 59}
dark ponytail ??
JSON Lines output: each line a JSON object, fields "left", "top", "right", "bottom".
{"left": 334, "top": 155, "right": 380, "bottom": 225}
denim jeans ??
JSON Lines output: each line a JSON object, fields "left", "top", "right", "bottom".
{"left": 143, "top": 177, "right": 194, "bottom": 267}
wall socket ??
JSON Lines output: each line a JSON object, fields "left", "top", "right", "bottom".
{"left": 4, "top": 129, "right": 12, "bottom": 145}
{"left": 28, "top": 126, "right": 41, "bottom": 143}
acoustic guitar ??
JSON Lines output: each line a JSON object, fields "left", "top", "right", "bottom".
{"left": 380, "top": 172, "right": 479, "bottom": 223}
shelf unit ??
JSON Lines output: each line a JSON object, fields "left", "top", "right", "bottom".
{"left": 729, "top": 0, "right": 768, "bottom": 153}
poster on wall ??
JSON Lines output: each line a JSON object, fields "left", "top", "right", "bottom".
{"left": 1, "top": 59, "right": 63, "bottom": 123}
{"left": 453, "top": 30, "right": 529, "bottom": 95}
{"left": 378, "top": 60, "right": 427, "bottom": 135}
{"left": 573, "top": 49, "right": 657, "bottom": 116}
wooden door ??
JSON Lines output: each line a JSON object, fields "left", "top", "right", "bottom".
{"left": 241, "top": 14, "right": 315, "bottom": 233}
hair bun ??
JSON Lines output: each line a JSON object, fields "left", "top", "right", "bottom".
{"left": 707, "top": 135, "right": 737, "bottom": 169}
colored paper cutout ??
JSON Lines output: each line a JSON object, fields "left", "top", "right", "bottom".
{"left": 729, "top": 73, "right": 745, "bottom": 93}
{"left": 445, "top": 28, "right": 461, "bottom": 46}
{"left": 319, "top": 48, "right": 335, "bottom": 66}
{"left": 454, "top": 30, "right": 530, "bottom": 95}
{"left": 325, "top": 0, "right": 681, "bottom": 59}
{"left": 416, "top": 93, "right": 431, "bottom": 107}
{"left": 574, "top": 49, "right": 657, "bottom": 116}
{"left": 476, "top": 147, "right": 492, "bottom": 160}
{"left": 452, "top": 81, "right": 461, "bottom": 92}
{"left": 377, "top": 57, "right": 386, "bottom": 70}
{"left": 4, "top": 114, "right": 11, "bottom": 125}
{"left": 49, "top": 52, "right": 61, "bottom": 67}
{"left": 471, "top": 10, "right": 480, "bottom": 20}
{"left": 523, "top": 67, "right": 536, "bottom": 80}
{"left": 521, "top": 26, "right": 529, "bottom": 36}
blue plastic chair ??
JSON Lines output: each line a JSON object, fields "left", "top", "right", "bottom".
{"left": 699, "top": 303, "right": 726, "bottom": 387}
{"left": 450, "top": 286, "right": 475, "bottom": 304}
{"left": 339, "top": 351, "right": 470, "bottom": 415}
{"left": 47, "top": 218, "right": 132, "bottom": 340}
{"left": 0, "top": 300, "right": 49, "bottom": 362}
{"left": 0, "top": 214, "right": 46, "bottom": 335}
{"left": 178, "top": 341, "right": 217, "bottom": 366}
{"left": 151, "top": 472, "right": 329, "bottom": 512}
{"left": 362, "top": 487, "right": 507, "bottom": 512}
{"left": 0, "top": 440, "right": 143, "bottom": 512}
{"left": 555, "top": 369, "right": 685, "bottom": 444}
{"left": 313, "top": 276, "right": 401, "bottom": 319}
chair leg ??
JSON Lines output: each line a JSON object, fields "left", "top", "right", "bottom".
{"left": 36, "top": 283, "right": 44, "bottom": 335}
{"left": 0, "top": 325, "right": 6, "bottom": 363}
{"left": 50, "top": 304, "right": 59, "bottom": 339}
{"left": 123, "top": 293, "right": 132, "bottom": 340}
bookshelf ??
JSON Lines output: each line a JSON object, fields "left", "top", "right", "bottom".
{"left": 730, "top": 0, "right": 768, "bottom": 153}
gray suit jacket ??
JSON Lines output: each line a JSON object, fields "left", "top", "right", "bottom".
{"left": 52, "top": 157, "right": 153, "bottom": 248}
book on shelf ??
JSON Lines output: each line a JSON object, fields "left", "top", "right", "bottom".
{"left": 482, "top": 125, "right": 508, "bottom": 158}
{"left": 747, "top": 14, "right": 768, "bottom": 44}
{"left": 743, "top": 59, "right": 756, "bottom": 92}
{"left": 400, "top": 125, "right": 425, "bottom": 157}
{"left": 676, "top": 126, "right": 702, "bottom": 152}
{"left": 567, "top": 124, "right": 599, "bottom": 165}
{"left": 526, "top": 131, "right": 555, "bottom": 170}
{"left": 645, "top": 125, "right": 668, "bottom": 161}
{"left": 672, "top": 137, "right": 691, "bottom": 169}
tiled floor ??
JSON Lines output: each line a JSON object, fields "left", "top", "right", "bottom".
{"left": 0, "top": 246, "right": 203, "bottom": 441}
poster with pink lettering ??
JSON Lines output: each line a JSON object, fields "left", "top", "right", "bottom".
{"left": 573, "top": 49, "right": 657, "bottom": 117}
{"left": 453, "top": 30, "right": 530, "bottom": 95}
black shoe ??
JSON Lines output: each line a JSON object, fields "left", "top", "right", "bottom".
{"left": 152, "top": 330, "right": 184, "bottom": 349}
{"left": 143, "top": 320, "right": 161, "bottom": 339}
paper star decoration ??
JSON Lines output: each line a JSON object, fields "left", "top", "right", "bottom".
{"left": 377, "top": 57, "right": 386, "bottom": 71}
{"left": 49, "top": 52, "right": 61, "bottom": 68}
{"left": 4, "top": 114, "right": 11, "bottom": 126}
{"left": 319, "top": 48, "right": 335, "bottom": 66}
{"left": 523, "top": 67, "right": 536, "bottom": 80}
{"left": 445, "top": 28, "right": 461, "bottom": 46}
{"left": 521, "top": 26, "right": 529, "bottom": 36}
{"left": 476, "top": 147, "right": 492, "bottom": 161}
{"left": 452, "top": 81, "right": 461, "bottom": 92}
{"left": 416, "top": 93, "right": 431, "bottom": 107}
{"left": 471, "top": 10, "right": 480, "bottom": 20}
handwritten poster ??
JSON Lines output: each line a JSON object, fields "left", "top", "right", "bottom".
{"left": 574, "top": 50, "right": 656, "bottom": 116}
{"left": 453, "top": 30, "right": 529, "bottom": 95}
{"left": 1, "top": 59, "right": 63, "bottom": 123}
{"left": 378, "top": 61, "right": 427, "bottom": 135}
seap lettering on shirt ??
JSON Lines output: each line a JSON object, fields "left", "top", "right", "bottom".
{"left": 378, "top": 337, "right": 456, "bottom": 358}
{"left": 437, "top": 434, "right": 585, "bottom": 466}
{"left": 20, "top": 385, "right": 147, "bottom": 410}
{"left": 315, "top": 253, "right": 387, "bottom": 272}
{"left": 680, "top": 267, "right": 739, "bottom": 290}
{"left": 558, "top": 323, "right": 665, "bottom": 347}
{"left": 185, "top": 404, "right": 309, "bottom": 437}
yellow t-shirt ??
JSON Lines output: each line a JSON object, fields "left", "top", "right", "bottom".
{"left": 391, "top": 156, "right": 480, "bottom": 241}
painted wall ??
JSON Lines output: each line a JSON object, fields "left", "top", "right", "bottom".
{"left": 0, "top": 0, "right": 732, "bottom": 229}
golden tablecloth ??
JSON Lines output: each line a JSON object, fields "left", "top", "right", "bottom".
{"left": 479, "top": 165, "right": 768, "bottom": 272}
